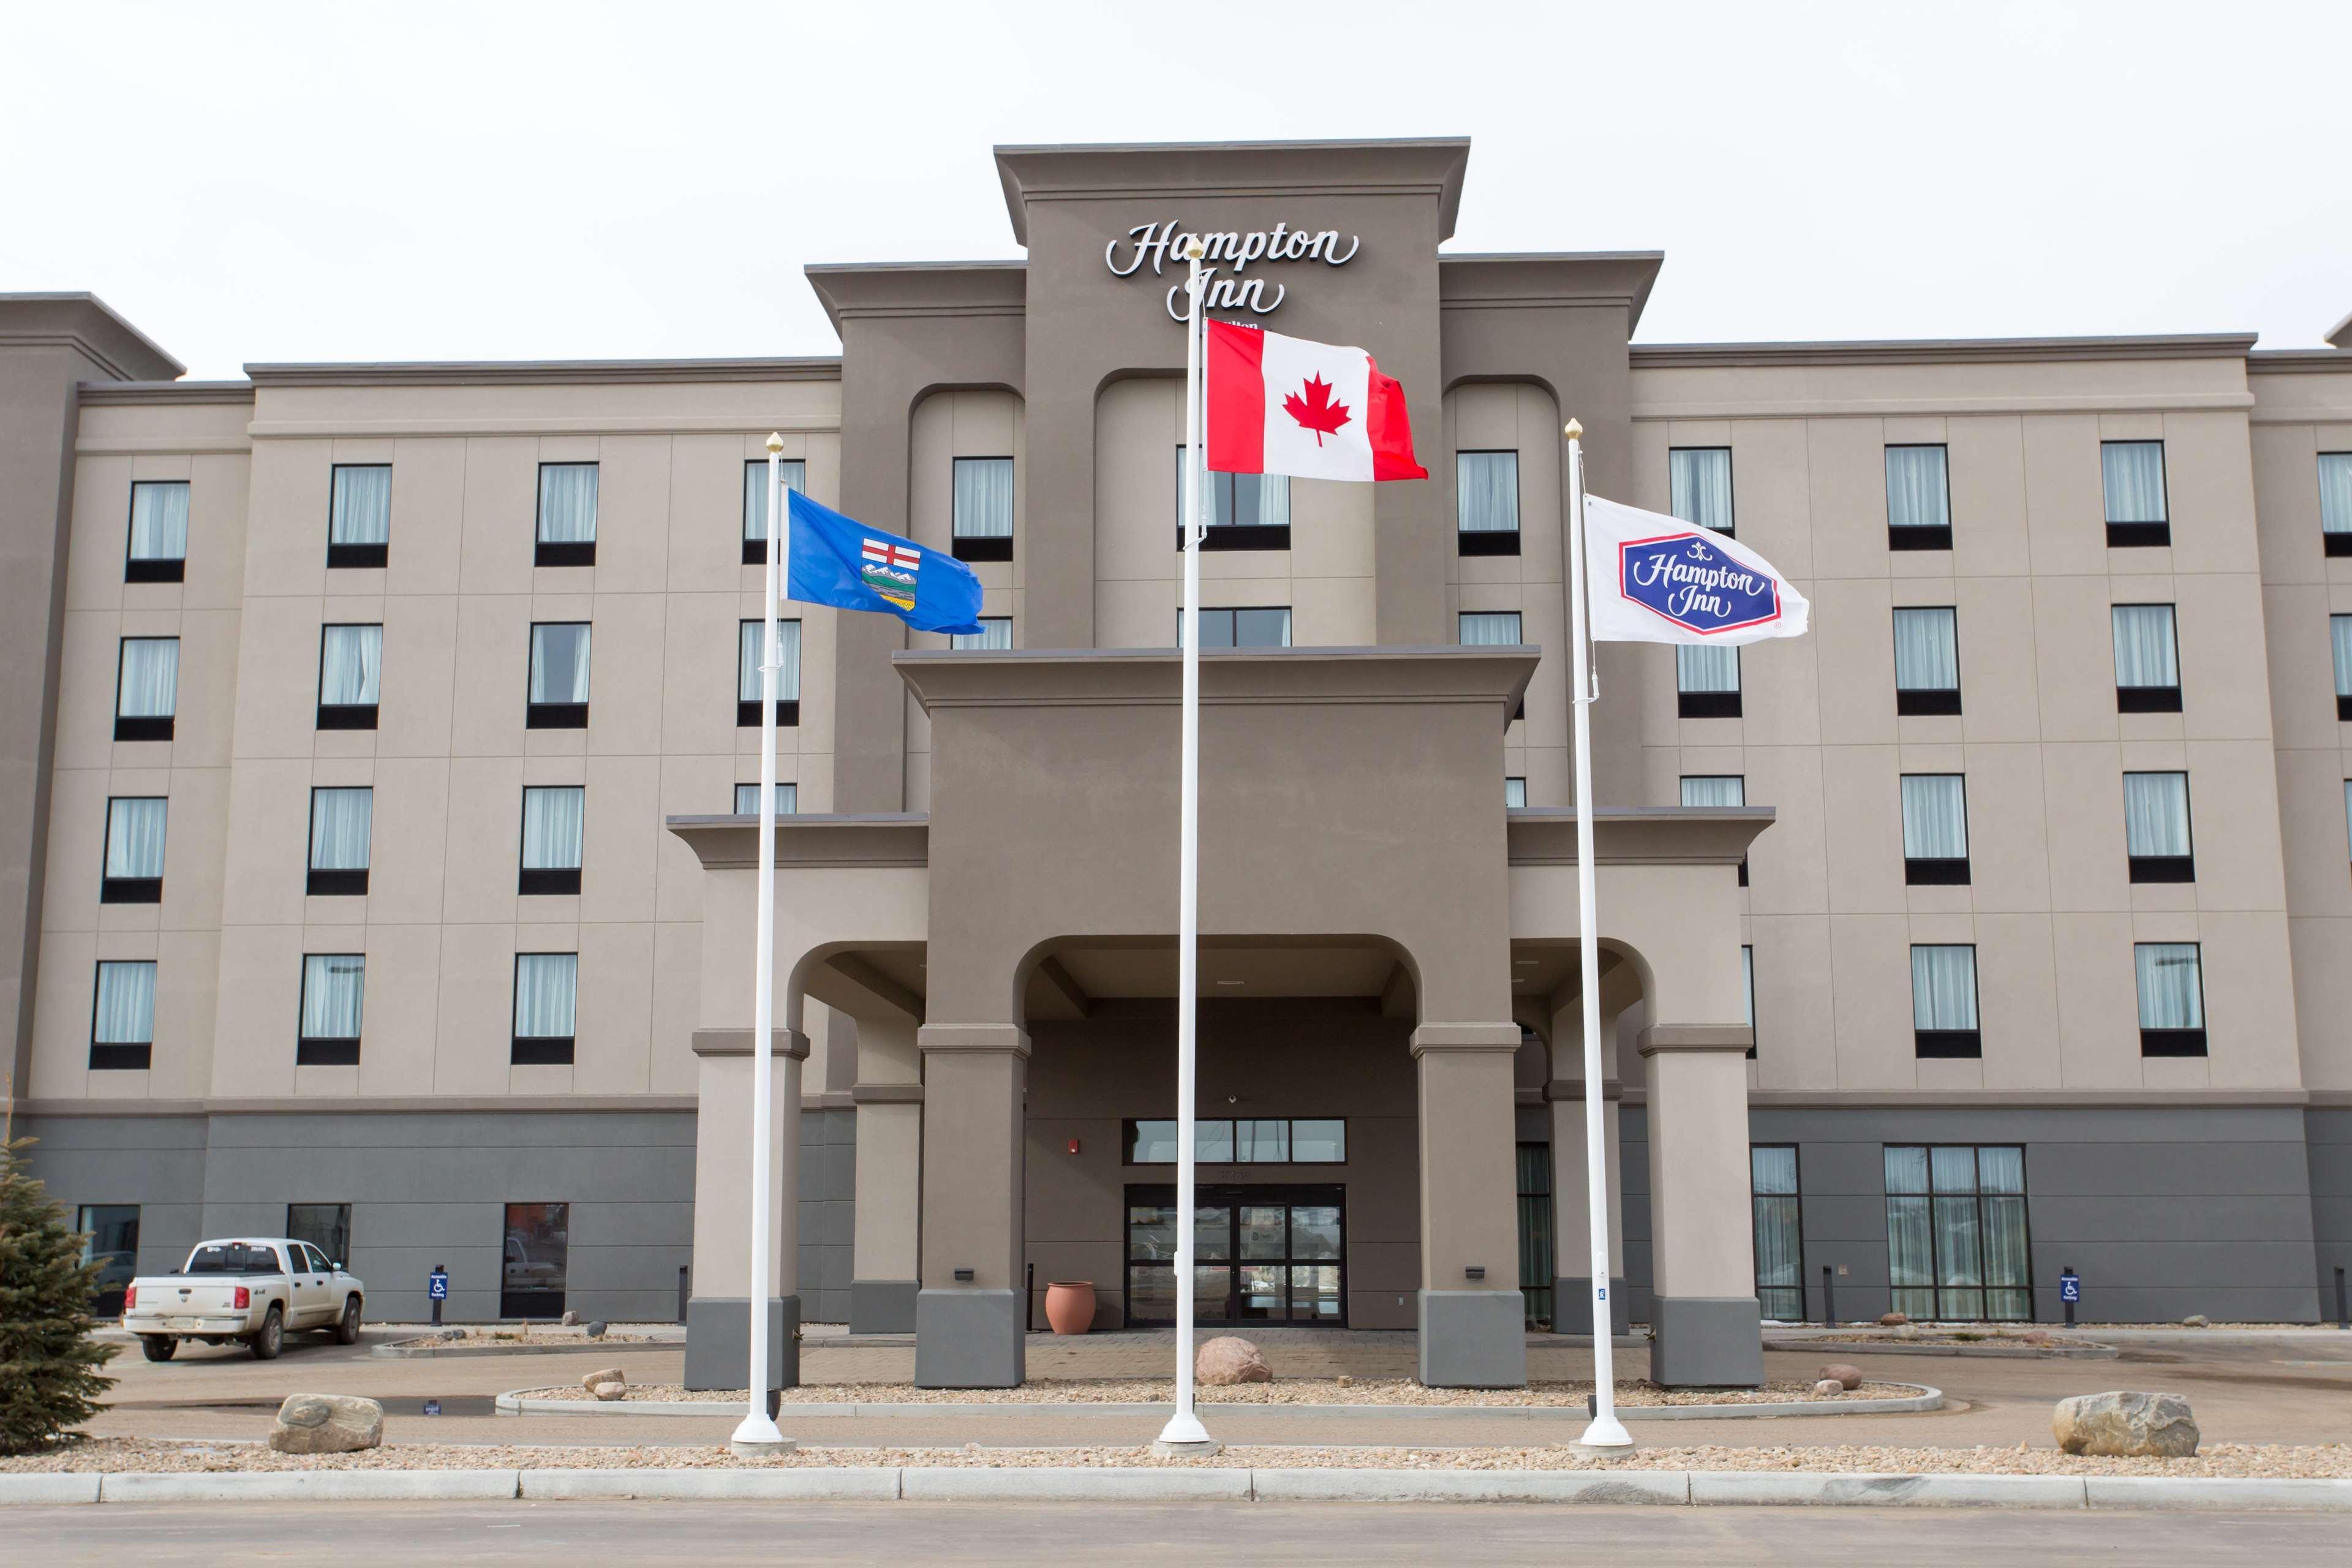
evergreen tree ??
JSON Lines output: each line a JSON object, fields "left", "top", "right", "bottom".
{"left": 0, "top": 1138, "right": 117, "bottom": 1455}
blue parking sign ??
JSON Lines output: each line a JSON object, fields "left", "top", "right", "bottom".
{"left": 2059, "top": 1275, "right": 2080, "bottom": 1303}
{"left": 428, "top": 1270, "right": 448, "bottom": 1301}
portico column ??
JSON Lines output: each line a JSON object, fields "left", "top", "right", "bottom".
{"left": 1642, "top": 1025, "right": 1763, "bottom": 1387}
{"left": 914, "top": 1023, "right": 1028, "bottom": 1388}
{"left": 1411, "top": 1023, "right": 1528, "bottom": 1388}
{"left": 682, "top": 1025, "right": 807, "bottom": 1390}
{"left": 850, "top": 1012, "right": 922, "bottom": 1333}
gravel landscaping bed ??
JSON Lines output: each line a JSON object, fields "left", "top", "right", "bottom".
{"left": 388, "top": 1330, "right": 663, "bottom": 1348}
{"left": 517, "top": 1377, "right": 1916, "bottom": 1408}
{"left": 9, "top": 1436, "right": 2350, "bottom": 1479}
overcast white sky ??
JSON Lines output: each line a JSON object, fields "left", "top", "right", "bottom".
{"left": 7, "top": 1, "right": 2346, "bottom": 379}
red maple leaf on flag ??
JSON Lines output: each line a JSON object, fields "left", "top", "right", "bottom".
{"left": 1283, "top": 374, "right": 1353, "bottom": 445}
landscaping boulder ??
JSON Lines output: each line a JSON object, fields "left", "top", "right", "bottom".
{"left": 581, "top": 1366, "right": 625, "bottom": 1394}
{"left": 1891, "top": 1323, "right": 1920, "bottom": 1340}
{"left": 2052, "top": 1391, "right": 2199, "bottom": 1457}
{"left": 1811, "top": 1379, "right": 1844, "bottom": 1397}
{"left": 585, "top": 1321, "right": 608, "bottom": 1338}
{"left": 2019, "top": 1329, "right": 2052, "bottom": 1346}
{"left": 1877, "top": 1312, "right": 1909, "bottom": 1327}
{"left": 268, "top": 1394, "right": 383, "bottom": 1454}
{"left": 560, "top": 1310, "right": 579, "bottom": 1327}
{"left": 2182, "top": 1314, "right": 2209, "bottom": 1328}
{"left": 1818, "top": 1363, "right": 1864, "bottom": 1390}
{"left": 1194, "top": 1336, "right": 1272, "bottom": 1385}
{"left": 590, "top": 1380, "right": 626, "bottom": 1401}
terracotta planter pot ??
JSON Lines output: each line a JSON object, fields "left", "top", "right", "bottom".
{"left": 1044, "top": 1280, "right": 1096, "bottom": 1336}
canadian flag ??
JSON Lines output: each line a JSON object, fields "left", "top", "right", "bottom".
{"left": 1205, "top": 321, "right": 1427, "bottom": 483}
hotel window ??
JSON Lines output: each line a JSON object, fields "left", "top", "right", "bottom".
{"left": 512, "top": 952, "right": 578, "bottom": 1065}
{"left": 1682, "top": 775, "right": 1748, "bottom": 886}
{"left": 734, "top": 782, "right": 797, "bottom": 816}
{"left": 1752, "top": 1146, "right": 1803, "bottom": 1322}
{"left": 736, "top": 619, "right": 802, "bottom": 726}
{"left": 328, "top": 465, "right": 391, "bottom": 568}
{"left": 286, "top": 1204, "right": 352, "bottom": 1268}
{"left": 1669, "top": 447, "right": 1733, "bottom": 535}
{"left": 1517, "top": 1142, "right": 1553, "bottom": 1329}
{"left": 1676, "top": 646, "right": 1740, "bottom": 719}
{"left": 952, "top": 617, "right": 1012, "bottom": 650}
{"left": 2101, "top": 440, "right": 2169, "bottom": 547}
{"left": 1460, "top": 611, "right": 1525, "bottom": 720}
{"left": 2113, "top": 604, "right": 2182, "bottom": 713}
{"left": 1885, "top": 1145, "right": 2030, "bottom": 1321}
{"left": 91, "top": 959, "right": 156, "bottom": 1071}
{"left": 2334, "top": 615, "right": 2352, "bottom": 722}
{"left": 1504, "top": 777, "right": 1526, "bottom": 809}
{"left": 297, "top": 953, "right": 365, "bottom": 1065}
{"left": 79, "top": 1204, "right": 141, "bottom": 1316}
{"left": 100, "top": 796, "right": 166, "bottom": 903}
{"left": 535, "top": 462, "right": 598, "bottom": 567}
{"left": 1457, "top": 450, "right": 1521, "bottom": 556}
{"left": 1885, "top": 445, "right": 1951, "bottom": 551}
{"left": 952, "top": 456, "right": 1016, "bottom": 561}
{"left": 317, "top": 624, "right": 382, "bottom": 730}
{"left": 1901, "top": 774, "right": 1969, "bottom": 884}
{"left": 519, "top": 786, "right": 584, "bottom": 897}
{"left": 741, "top": 458, "right": 806, "bottom": 565}
{"left": 1911, "top": 945, "right": 1981, "bottom": 1057}
{"left": 2323, "top": 453, "right": 2352, "bottom": 557}
{"left": 306, "top": 787, "right": 372, "bottom": 897}
{"left": 502, "top": 1201, "right": 569, "bottom": 1319}
{"left": 1176, "top": 447, "right": 1289, "bottom": 550}
{"left": 1124, "top": 1118, "right": 1346, "bottom": 1164}
{"left": 1182, "top": 607, "right": 1292, "bottom": 648}
{"left": 2123, "top": 772, "right": 2194, "bottom": 883}
{"left": 114, "top": 636, "right": 178, "bottom": 742}
{"left": 1743, "top": 944, "right": 1757, "bottom": 1059}
{"left": 527, "top": 623, "right": 591, "bottom": 728}
{"left": 126, "top": 480, "right": 189, "bottom": 582}
{"left": 2135, "top": 941, "right": 2206, "bottom": 1057}
{"left": 1893, "top": 607, "right": 1962, "bottom": 715}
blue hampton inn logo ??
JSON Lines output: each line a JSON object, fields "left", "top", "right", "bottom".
{"left": 1616, "top": 530, "right": 1784, "bottom": 636}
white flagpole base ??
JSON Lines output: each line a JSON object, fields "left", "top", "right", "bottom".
{"left": 729, "top": 1412, "right": 794, "bottom": 1456}
{"left": 1152, "top": 1409, "right": 1216, "bottom": 1454}
{"left": 1573, "top": 1413, "right": 1634, "bottom": 1452}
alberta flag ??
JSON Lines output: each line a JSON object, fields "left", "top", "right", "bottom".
{"left": 1581, "top": 494, "right": 1809, "bottom": 645}
{"left": 782, "top": 490, "right": 985, "bottom": 636}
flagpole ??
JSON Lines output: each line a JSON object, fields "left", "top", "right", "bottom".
{"left": 731, "top": 432, "right": 793, "bottom": 1455}
{"left": 1155, "top": 236, "right": 1215, "bottom": 1455}
{"left": 1566, "top": 418, "right": 1632, "bottom": 1451}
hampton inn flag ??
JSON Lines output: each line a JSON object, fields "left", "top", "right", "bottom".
{"left": 1581, "top": 494, "right": 1809, "bottom": 645}
{"left": 783, "top": 489, "right": 985, "bottom": 636}
{"left": 1204, "top": 320, "right": 1427, "bottom": 482}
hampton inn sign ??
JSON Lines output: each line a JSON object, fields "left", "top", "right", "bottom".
{"left": 1104, "top": 219, "right": 1362, "bottom": 318}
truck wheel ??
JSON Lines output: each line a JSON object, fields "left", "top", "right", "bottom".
{"left": 139, "top": 1335, "right": 177, "bottom": 1362}
{"left": 334, "top": 1296, "right": 363, "bottom": 1344}
{"left": 249, "top": 1305, "right": 284, "bottom": 1360}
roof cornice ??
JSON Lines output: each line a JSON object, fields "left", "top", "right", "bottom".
{"left": 0, "top": 292, "right": 184, "bottom": 380}
{"left": 666, "top": 813, "right": 931, "bottom": 870}
{"left": 242, "top": 357, "right": 841, "bottom": 388}
{"left": 2247, "top": 349, "right": 2352, "bottom": 375}
{"left": 79, "top": 380, "right": 254, "bottom": 405}
{"left": 894, "top": 644, "right": 1536, "bottom": 721}
{"left": 1438, "top": 251, "right": 1667, "bottom": 333}
{"left": 1507, "top": 806, "right": 1776, "bottom": 867}
{"left": 802, "top": 260, "right": 1028, "bottom": 336}
{"left": 1630, "top": 333, "right": 2258, "bottom": 369}
{"left": 993, "top": 138, "right": 1472, "bottom": 244}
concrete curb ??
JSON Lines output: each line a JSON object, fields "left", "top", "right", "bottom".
{"left": 0, "top": 1473, "right": 103, "bottom": 1504}
{"left": 1689, "top": 1471, "right": 2088, "bottom": 1509}
{"left": 95, "top": 1469, "right": 522, "bottom": 1502}
{"left": 2084, "top": 1476, "right": 2352, "bottom": 1511}
{"left": 900, "top": 1466, "right": 1254, "bottom": 1501}
{"left": 1765, "top": 1340, "right": 2119, "bottom": 1361}
{"left": 494, "top": 1384, "right": 1945, "bottom": 1422}
{"left": 1251, "top": 1466, "right": 1689, "bottom": 1504}
{"left": 519, "top": 1467, "right": 902, "bottom": 1501}
{"left": 375, "top": 1340, "right": 674, "bottom": 1359}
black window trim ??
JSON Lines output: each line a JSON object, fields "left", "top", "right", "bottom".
{"left": 510, "top": 951, "right": 578, "bottom": 1065}
{"left": 533, "top": 461, "right": 598, "bottom": 566}
{"left": 1900, "top": 772, "right": 1970, "bottom": 886}
{"left": 518, "top": 786, "right": 584, "bottom": 897}
{"left": 2122, "top": 770, "right": 2195, "bottom": 884}
{"left": 1750, "top": 1142, "right": 1802, "bottom": 1317}
{"left": 325, "top": 463, "right": 393, "bottom": 570}
{"left": 315, "top": 623, "right": 383, "bottom": 732}
{"left": 2100, "top": 438, "right": 2170, "bottom": 546}
{"left": 741, "top": 456, "right": 809, "bottom": 564}
{"left": 952, "top": 454, "right": 1017, "bottom": 548}
{"left": 304, "top": 784, "right": 371, "bottom": 897}
{"left": 125, "top": 479, "right": 189, "bottom": 582}
{"left": 1892, "top": 605, "right": 1963, "bottom": 715}
{"left": 526, "top": 621, "right": 590, "bottom": 729}
{"left": 1120, "top": 1116, "right": 1349, "bottom": 1167}
{"left": 1883, "top": 1142, "right": 2033, "bottom": 1321}
{"left": 1667, "top": 444, "right": 1735, "bottom": 538}
{"left": 1884, "top": 443, "right": 1953, "bottom": 551}
{"left": 1456, "top": 448, "right": 1523, "bottom": 556}
{"left": 1173, "top": 447, "right": 1290, "bottom": 551}
{"left": 88, "top": 958, "right": 155, "bottom": 1071}
{"left": 111, "top": 635, "right": 176, "bottom": 742}
{"left": 99, "top": 794, "right": 164, "bottom": 904}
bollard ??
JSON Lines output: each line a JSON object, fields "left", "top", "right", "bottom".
{"left": 2337, "top": 1266, "right": 2346, "bottom": 1332}
{"left": 677, "top": 1264, "right": 690, "bottom": 1325}
{"left": 1821, "top": 1263, "right": 1836, "bottom": 1327}
{"left": 1025, "top": 1261, "right": 1036, "bottom": 1332}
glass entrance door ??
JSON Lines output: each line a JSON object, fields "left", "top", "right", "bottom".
{"left": 1125, "top": 1184, "right": 1344, "bottom": 1327}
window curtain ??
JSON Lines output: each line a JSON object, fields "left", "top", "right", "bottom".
{"left": 2101, "top": 442, "right": 2167, "bottom": 523}
{"left": 1458, "top": 611, "right": 1522, "bottom": 647}
{"left": 952, "top": 618, "right": 1012, "bottom": 650}
{"left": 952, "top": 457, "right": 1015, "bottom": 538}
{"left": 300, "top": 954, "right": 365, "bottom": 1039}
{"left": 741, "top": 459, "right": 805, "bottom": 541}
{"left": 1680, "top": 775, "right": 1745, "bottom": 809}
{"left": 330, "top": 466, "right": 391, "bottom": 545}
{"left": 1883, "top": 1146, "right": 1935, "bottom": 1317}
{"left": 1977, "top": 1146, "right": 2031, "bottom": 1318}
{"left": 2321, "top": 453, "right": 2352, "bottom": 537}
{"left": 521, "top": 786, "right": 584, "bottom": 870}
{"left": 735, "top": 782, "right": 797, "bottom": 815}
{"left": 1900, "top": 775, "right": 1968, "bottom": 859}
{"left": 2122, "top": 772, "right": 2190, "bottom": 858}
{"left": 513, "top": 953, "right": 578, "bottom": 1039}
{"left": 2334, "top": 615, "right": 2352, "bottom": 698}
{"left": 1504, "top": 777, "right": 1526, "bottom": 809}
{"left": 319, "top": 625, "right": 382, "bottom": 706}
{"left": 530, "top": 624, "right": 591, "bottom": 704}
{"left": 1910, "top": 945, "right": 1979, "bottom": 1030}
{"left": 1892, "top": 607, "right": 1959, "bottom": 690}
{"left": 1751, "top": 1147, "right": 1801, "bottom": 1313}
{"left": 737, "top": 620, "right": 802, "bottom": 701}
{"left": 308, "top": 788, "right": 372, "bottom": 870}
{"left": 2135, "top": 943, "right": 2203, "bottom": 1028}
{"left": 1885, "top": 446, "right": 1950, "bottom": 529}
{"left": 94, "top": 960, "right": 156, "bottom": 1044}
{"left": 537, "top": 464, "right": 599, "bottom": 542}
{"left": 116, "top": 638, "right": 179, "bottom": 717}
{"left": 1233, "top": 608, "right": 1291, "bottom": 648}
{"left": 2113, "top": 605, "right": 2180, "bottom": 689}
{"left": 1669, "top": 448, "right": 1733, "bottom": 532}
{"left": 1457, "top": 452, "right": 1521, "bottom": 532}
{"left": 1242, "top": 473, "right": 1289, "bottom": 527}
{"left": 129, "top": 481, "right": 190, "bottom": 560}
{"left": 105, "top": 797, "right": 167, "bottom": 878}
{"left": 1676, "top": 644, "right": 1740, "bottom": 693}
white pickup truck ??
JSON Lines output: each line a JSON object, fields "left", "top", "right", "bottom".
{"left": 121, "top": 1238, "right": 365, "bottom": 1362}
